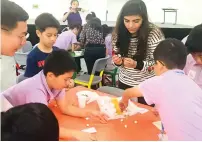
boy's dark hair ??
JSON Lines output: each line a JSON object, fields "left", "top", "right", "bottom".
{"left": 35, "top": 13, "right": 60, "bottom": 32}
{"left": 69, "top": 24, "right": 81, "bottom": 30}
{"left": 185, "top": 24, "right": 202, "bottom": 53}
{"left": 1, "top": 0, "right": 29, "bottom": 30}
{"left": 71, "top": 0, "right": 79, "bottom": 5}
{"left": 43, "top": 50, "right": 77, "bottom": 76}
{"left": 153, "top": 38, "right": 187, "bottom": 70}
{"left": 1, "top": 103, "right": 59, "bottom": 141}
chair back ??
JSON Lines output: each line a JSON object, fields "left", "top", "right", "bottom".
{"left": 91, "top": 55, "right": 110, "bottom": 75}
{"left": 22, "top": 41, "right": 32, "bottom": 53}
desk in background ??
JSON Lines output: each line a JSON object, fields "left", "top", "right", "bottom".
{"left": 27, "top": 20, "right": 192, "bottom": 46}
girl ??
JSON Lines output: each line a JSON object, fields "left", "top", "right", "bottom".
{"left": 112, "top": 0, "right": 164, "bottom": 105}
{"left": 63, "top": 0, "right": 82, "bottom": 27}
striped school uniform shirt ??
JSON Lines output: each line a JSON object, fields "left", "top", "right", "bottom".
{"left": 112, "top": 24, "right": 165, "bottom": 87}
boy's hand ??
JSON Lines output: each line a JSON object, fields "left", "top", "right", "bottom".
{"left": 65, "top": 79, "right": 75, "bottom": 92}
{"left": 89, "top": 110, "right": 109, "bottom": 124}
{"left": 119, "top": 99, "right": 129, "bottom": 112}
{"left": 68, "top": 79, "right": 75, "bottom": 88}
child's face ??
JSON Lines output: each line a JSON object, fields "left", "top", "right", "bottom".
{"left": 71, "top": 1, "right": 79, "bottom": 9}
{"left": 191, "top": 52, "right": 202, "bottom": 65}
{"left": 73, "top": 28, "right": 79, "bottom": 35}
{"left": 36, "top": 27, "right": 58, "bottom": 48}
{"left": 47, "top": 71, "right": 74, "bottom": 90}
{"left": 153, "top": 60, "right": 166, "bottom": 76}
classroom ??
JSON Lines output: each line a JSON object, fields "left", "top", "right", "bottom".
{"left": 1, "top": 0, "right": 202, "bottom": 141}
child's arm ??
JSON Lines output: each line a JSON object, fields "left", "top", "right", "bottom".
{"left": 71, "top": 43, "right": 81, "bottom": 52}
{"left": 120, "top": 87, "right": 143, "bottom": 110}
{"left": 62, "top": 9, "right": 73, "bottom": 22}
{"left": 56, "top": 94, "right": 108, "bottom": 123}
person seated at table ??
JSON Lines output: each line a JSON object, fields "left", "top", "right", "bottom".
{"left": 24, "top": 13, "right": 60, "bottom": 78}
{"left": 62, "top": 0, "right": 82, "bottom": 27}
{"left": 119, "top": 38, "right": 202, "bottom": 140}
{"left": 102, "top": 24, "right": 115, "bottom": 71}
{"left": 54, "top": 24, "right": 81, "bottom": 52}
{"left": 184, "top": 23, "right": 202, "bottom": 89}
{"left": 80, "top": 17, "right": 106, "bottom": 74}
{"left": 1, "top": 103, "right": 59, "bottom": 141}
{"left": 2, "top": 50, "right": 108, "bottom": 123}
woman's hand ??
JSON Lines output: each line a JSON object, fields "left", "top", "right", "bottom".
{"left": 123, "top": 58, "right": 137, "bottom": 68}
{"left": 112, "top": 55, "right": 122, "bottom": 65}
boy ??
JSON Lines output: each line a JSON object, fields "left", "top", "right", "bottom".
{"left": 2, "top": 50, "right": 107, "bottom": 123}
{"left": 54, "top": 24, "right": 81, "bottom": 52}
{"left": 24, "top": 13, "right": 60, "bottom": 77}
{"left": 184, "top": 24, "right": 202, "bottom": 89}
{"left": 1, "top": 103, "right": 59, "bottom": 141}
{"left": 119, "top": 39, "right": 202, "bottom": 140}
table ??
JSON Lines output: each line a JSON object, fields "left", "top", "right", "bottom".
{"left": 49, "top": 86, "right": 160, "bottom": 141}
{"left": 162, "top": 8, "right": 178, "bottom": 25}
{"left": 69, "top": 50, "right": 84, "bottom": 73}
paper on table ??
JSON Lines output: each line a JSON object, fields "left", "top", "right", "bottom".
{"left": 81, "top": 127, "right": 97, "bottom": 133}
{"left": 97, "top": 96, "right": 149, "bottom": 120}
{"left": 76, "top": 91, "right": 99, "bottom": 104}
{"left": 153, "top": 121, "right": 162, "bottom": 130}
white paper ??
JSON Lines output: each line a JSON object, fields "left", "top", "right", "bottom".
{"left": 153, "top": 121, "right": 162, "bottom": 130}
{"left": 76, "top": 91, "right": 99, "bottom": 105}
{"left": 97, "top": 96, "right": 149, "bottom": 120}
{"left": 81, "top": 127, "right": 97, "bottom": 133}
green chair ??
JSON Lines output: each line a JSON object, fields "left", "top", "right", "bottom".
{"left": 104, "top": 67, "right": 118, "bottom": 87}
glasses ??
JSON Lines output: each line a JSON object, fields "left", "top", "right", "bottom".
{"left": 1, "top": 27, "right": 29, "bottom": 42}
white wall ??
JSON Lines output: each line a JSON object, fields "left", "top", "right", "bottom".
{"left": 11, "top": 0, "right": 202, "bottom": 26}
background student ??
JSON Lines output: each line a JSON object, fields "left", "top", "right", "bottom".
{"left": 184, "top": 23, "right": 202, "bottom": 89}
{"left": 24, "top": 13, "right": 60, "bottom": 78}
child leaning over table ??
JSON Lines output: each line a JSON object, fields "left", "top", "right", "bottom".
{"left": 2, "top": 50, "right": 108, "bottom": 139}
{"left": 184, "top": 23, "right": 202, "bottom": 89}
{"left": 119, "top": 39, "right": 202, "bottom": 140}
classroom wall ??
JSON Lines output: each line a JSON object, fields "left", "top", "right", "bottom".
{"left": 11, "top": 0, "right": 202, "bottom": 26}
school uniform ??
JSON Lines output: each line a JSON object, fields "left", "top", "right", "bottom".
{"left": 138, "top": 69, "right": 202, "bottom": 140}
{"left": 54, "top": 30, "right": 77, "bottom": 51}
{"left": 2, "top": 71, "right": 65, "bottom": 106}
{"left": 184, "top": 54, "right": 202, "bottom": 89}
{"left": 24, "top": 46, "right": 58, "bottom": 77}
